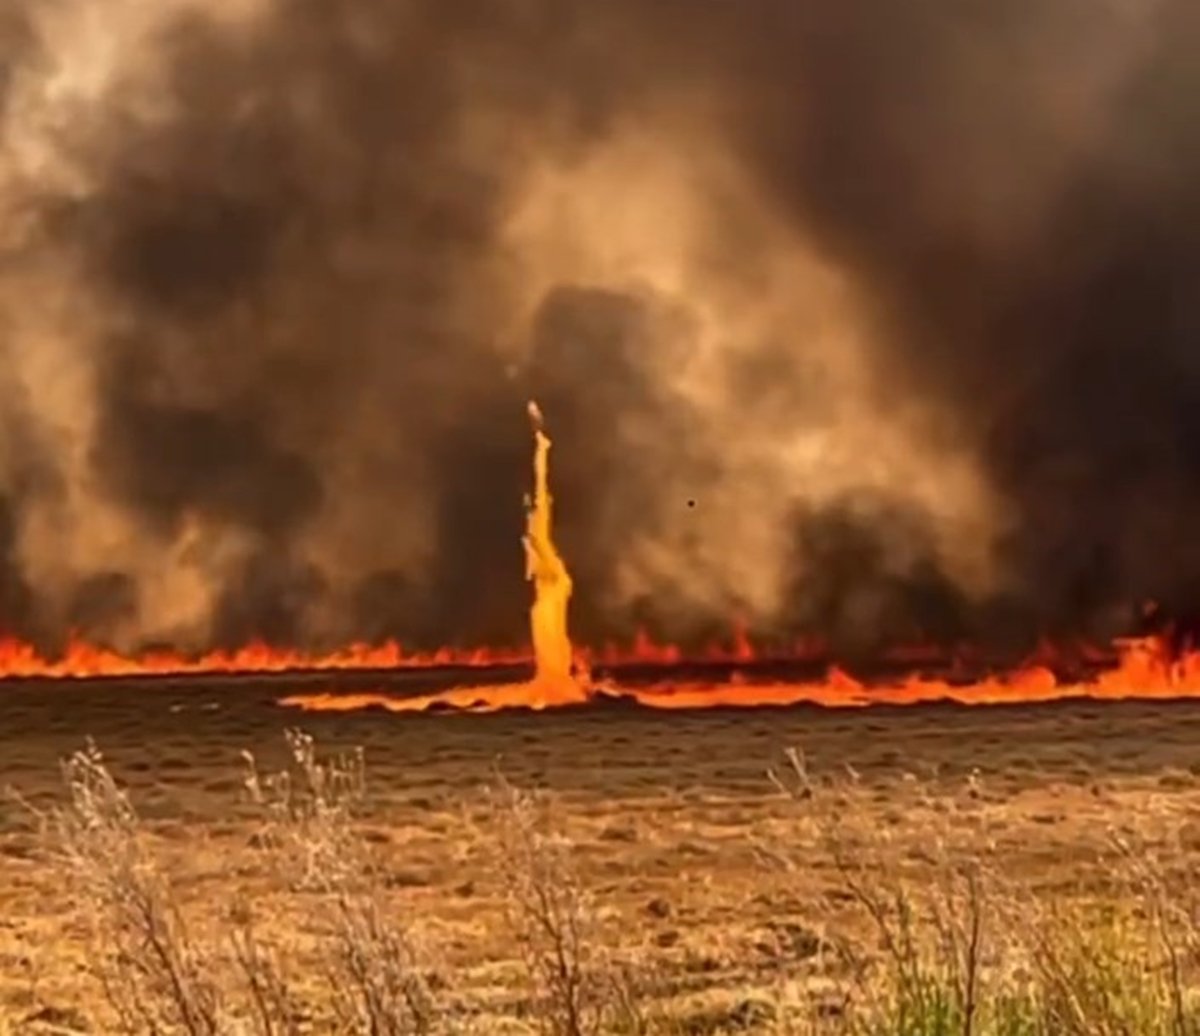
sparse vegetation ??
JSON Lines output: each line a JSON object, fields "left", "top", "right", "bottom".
{"left": 4, "top": 727, "right": 1200, "bottom": 1034}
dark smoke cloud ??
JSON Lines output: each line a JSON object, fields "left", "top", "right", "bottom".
{"left": 529, "top": 285, "right": 720, "bottom": 644}
{"left": 716, "top": 0, "right": 1200, "bottom": 646}
{"left": 778, "top": 493, "right": 971, "bottom": 659}
{"left": 0, "top": 0, "right": 1198, "bottom": 657}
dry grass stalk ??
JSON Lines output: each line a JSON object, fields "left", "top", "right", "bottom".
{"left": 484, "top": 775, "right": 654, "bottom": 1036}
{"left": 242, "top": 729, "right": 436, "bottom": 1035}
{"left": 48, "top": 742, "right": 223, "bottom": 1035}
{"left": 770, "top": 744, "right": 1200, "bottom": 1036}
{"left": 38, "top": 731, "right": 437, "bottom": 1035}
{"left": 226, "top": 898, "right": 303, "bottom": 1036}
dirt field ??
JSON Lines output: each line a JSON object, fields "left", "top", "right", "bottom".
{"left": 1, "top": 678, "right": 1199, "bottom": 1032}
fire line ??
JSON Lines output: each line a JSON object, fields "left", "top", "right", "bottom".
{"left": 278, "top": 406, "right": 1200, "bottom": 715}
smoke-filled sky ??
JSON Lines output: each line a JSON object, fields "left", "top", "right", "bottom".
{"left": 0, "top": 0, "right": 1197, "bottom": 658}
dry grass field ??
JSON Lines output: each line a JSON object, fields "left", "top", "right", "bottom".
{"left": 1, "top": 678, "right": 1199, "bottom": 1033}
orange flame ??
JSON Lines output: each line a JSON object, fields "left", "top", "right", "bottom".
{"left": 0, "top": 636, "right": 533, "bottom": 680}
{"left": 0, "top": 626, "right": 830, "bottom": 681}
{"left": 0, "top": 407, "right": 767, "bottom": 687}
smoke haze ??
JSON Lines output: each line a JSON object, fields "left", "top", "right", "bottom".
{"left": 0, "top": 0, "right": 1196, "bottom": 658}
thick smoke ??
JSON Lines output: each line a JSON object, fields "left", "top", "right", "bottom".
{"left": 0, "top": 0, "right": 1197, "bottom": 657}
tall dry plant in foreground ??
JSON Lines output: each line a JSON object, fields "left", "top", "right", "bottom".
{"left": 26, "top": 729, "right": 1200, "bottom": 1035}
{"left": 35, "top": 730, "right": 636, "bottom": 1036}
{"left": 45, "top": 742, "right": 223, "bottom": 1035}
{"left": 242, "top": 729, "right": 436, "bottom": 1035}
{"left": 1012, "top": 828, "right": 1200, "bottom": 1036}
{"left": 484, "top": 776, "right": 651, "bottom": 1036}
{"left": 37, "top": 732, "right": 438, "bottom": 1035}
{"left": 769, "top": 747, "right": 1200, "bottom": 1036}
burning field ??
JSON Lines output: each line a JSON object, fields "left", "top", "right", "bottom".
{"left": 1, "top": 399, "right": 1200, "bottom": 1034}
{"left": 5, "top": 0, "right": 1200, "bottom": 1031}
{"left": 0, "top": 401, "right": 1196, "bottom": 715}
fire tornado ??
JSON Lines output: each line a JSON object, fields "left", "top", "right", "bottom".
{"left": 523, "top": 402, "right": 583, "bottom": 705}
{"left": 280, "top": 404, "right": 590, "bottom": 712}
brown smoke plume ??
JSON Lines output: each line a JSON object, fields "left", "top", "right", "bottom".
{"left": 0, "top": 0, "right": 1196, "bottom": 659}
